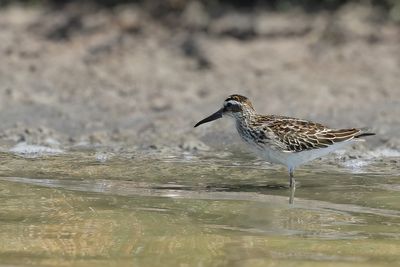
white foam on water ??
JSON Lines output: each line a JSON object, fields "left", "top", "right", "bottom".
{"left": 10, "top": 142, "right": 63, "bottom": 157}
{"left": 368, "top": 148, "right": 400, "bottom": 158}
{"left": 95, "top": 152, "right": 114, "bottom": 163}
{"left": 334, "top": 147, "right": 400, "bottom": 173}
{"left": 334, "top": 147, "right": 400, "bottom": 160}
{"left": 341, "top": 159, "right": 369, "bottom": 173}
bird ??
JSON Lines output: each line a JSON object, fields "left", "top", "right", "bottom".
{"left": 194, "top": 94, "right": 375, "bottom": 188}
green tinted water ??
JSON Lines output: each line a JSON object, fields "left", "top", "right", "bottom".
{"left": 0, "top": 151, "right": 399, "bottom": 267}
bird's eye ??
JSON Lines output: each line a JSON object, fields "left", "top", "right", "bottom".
{"left": 226, "top": 102, "right": 232, "bottom": 107}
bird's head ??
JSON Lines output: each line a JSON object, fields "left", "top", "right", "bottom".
{"left": 194, "top": 94, "right": 255, "bottom": 127}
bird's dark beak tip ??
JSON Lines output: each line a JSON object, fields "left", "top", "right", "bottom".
{"left": 193, "top": 121, "right": 203, "bottom": 128}
{"left": 194, "top": 108, "right": 223, "bottom": 128}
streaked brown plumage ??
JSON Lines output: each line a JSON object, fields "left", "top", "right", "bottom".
{"left": 242, "top": 115, "right": 373, "bottom": 152}
{"left": 194, "top": 94, "right": 375, "bottom": 189}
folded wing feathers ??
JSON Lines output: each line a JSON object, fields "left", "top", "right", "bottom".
{"left": 266, "top": 119, "right": 369, "bottom": 152}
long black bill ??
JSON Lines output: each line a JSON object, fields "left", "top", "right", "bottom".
{"left": 194, "top": 108, "right": 223, "bottom": 128}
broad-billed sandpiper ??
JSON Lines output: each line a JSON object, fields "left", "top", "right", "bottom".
{"left": 194, "top": 94, "right": 375, "bottom": 188}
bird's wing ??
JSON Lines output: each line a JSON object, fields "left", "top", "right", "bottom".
{"left": 255, "top": 116, "right": 363, "bottom": 152}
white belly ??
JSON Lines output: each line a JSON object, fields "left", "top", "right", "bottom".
{"left": 252, "top": 140, "right": 355, "bottom": 169}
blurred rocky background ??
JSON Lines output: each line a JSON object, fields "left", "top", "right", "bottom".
{"left": 0, "top": 0, "right": 399, "bottom": 154}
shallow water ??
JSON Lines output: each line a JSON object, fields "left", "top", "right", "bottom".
{"left": 0, "top": 150, "right": 399, "bottom": 267}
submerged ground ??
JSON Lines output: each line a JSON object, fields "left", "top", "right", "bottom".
{"left": 0, "top": 2, "right": 399, "bottom": 267}
{"left": 0, "top": 150, "right": 399, "bottom": 266}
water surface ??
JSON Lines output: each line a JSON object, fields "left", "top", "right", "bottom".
{"left": 0, "top": 150, "right": 399, "bottom": 267}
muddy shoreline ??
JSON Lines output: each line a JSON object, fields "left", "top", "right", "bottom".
{"left": 0, "top": 3, "right": 399, "bottom": 158}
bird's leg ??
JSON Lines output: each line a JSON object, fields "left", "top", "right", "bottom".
{"left": 289, "top": 168, "right": 295, "bottom": 188}
{"left": 289, "top": 182, "right": 296, "bottom": 204}
{"left": 288, "top": 167, "right": 296, "bottom": 204}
